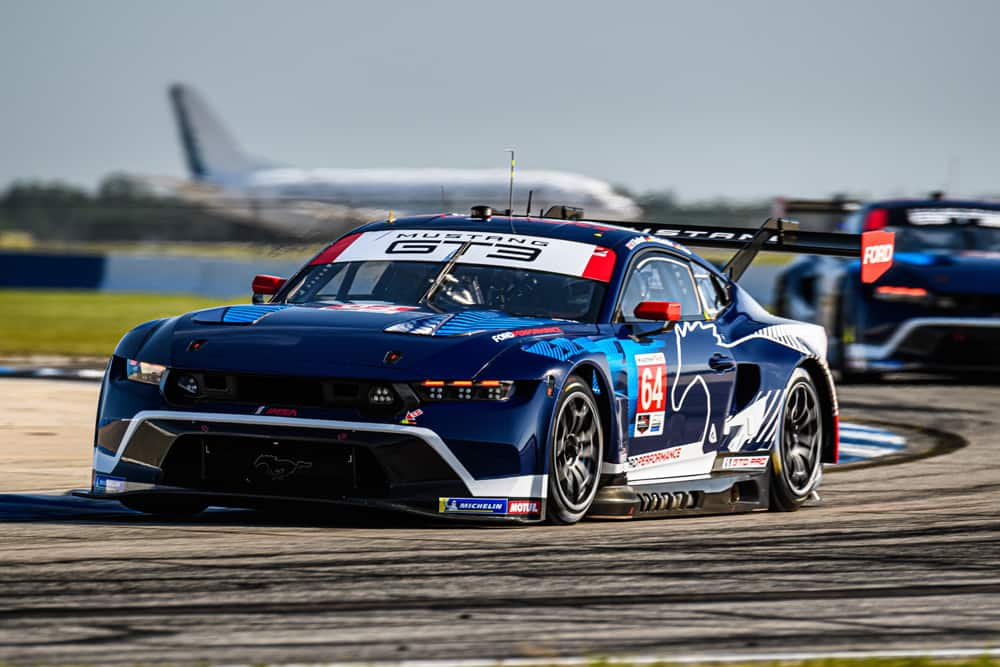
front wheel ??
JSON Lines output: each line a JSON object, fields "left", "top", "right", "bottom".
{"left": 547, "top": 375, "right": 604, "bottom": 525}
{"left": 769, "top": 369, "right": 825, "bottom": 512}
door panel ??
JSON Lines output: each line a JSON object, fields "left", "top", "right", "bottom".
{"left": 616, "top": 255, "right": 737, "bottom": 481}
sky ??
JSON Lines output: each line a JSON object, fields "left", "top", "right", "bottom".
{"left": 2, "top": 0, "right": 999, "bottom": 201}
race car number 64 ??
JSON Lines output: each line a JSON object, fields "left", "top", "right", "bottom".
{"left": 636, "top": 353, "right": 667, "bottom": 412}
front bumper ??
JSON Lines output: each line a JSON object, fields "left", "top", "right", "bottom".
{"left": 846, "top": 317, "right": 1000, "bottom": 372}
{"left": 85, "top": 411, "right": 547, "bottom": 522}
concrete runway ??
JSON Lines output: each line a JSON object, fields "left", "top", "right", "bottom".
{"left": 0, "top": 378, "right": 997, "bottom": 664}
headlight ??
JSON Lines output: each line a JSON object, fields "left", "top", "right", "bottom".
{"left": 413, "top": 380, "right": 515, "bottom": 401}
{"left": 125, "top": 359, "right": 167, "bottom": 385}
{"left": 368, "top": 384, "right": 396, "bottom": 405}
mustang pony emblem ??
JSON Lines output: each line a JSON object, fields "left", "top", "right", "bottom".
{"left": 253, "top": 454, "right": 312, "bottom": 481}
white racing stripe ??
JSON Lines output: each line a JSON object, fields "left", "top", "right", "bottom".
{"left": 279, "top": 646, "right": 1000, "bottom": 667}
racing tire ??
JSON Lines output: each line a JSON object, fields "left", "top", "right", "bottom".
{"left": 547, "top": 374, "right": 604, "bottom": 525}
{"left": 769, "top": 368, "right": 824, "bottom": 512}
{"left": 120, "top": 495, "right": 207, "bottom": 518}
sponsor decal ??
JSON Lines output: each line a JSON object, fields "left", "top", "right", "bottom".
{"left": 256, "top": 406, "right": 298, "bottom": 417}
{"left": 94, "top": 474, "right": 126, "bottom": 494}
{"left": 632, "top": 227, "right": 760, "bottom": 243}
{"left": 507, "top": 499, "right": 542, "bottom": 515}
{"left": 721, "top": 455, "right": 770, "bottom": 469}
{"left": 438, "top": 497, "right": 508, "bottom": 514}
{"left": 492, "top": 326, "right": 563, "bottom": 343}
{"left": 328, "top": 230, "right": 617, "bottom": 282}
{"left": 634, "top": 411, "right": 665, "bottom": 437}
{"left": 322, "top": 304, "right": 419, "bottom": 313}
{"left": 624, "top": 235, "right": 686, "bottom": 252}
{"left": 628, "top": 446, "right": 684, "bottom": 469}
{"left": 400, "top": 408, "right": 423, "bottom": 425}
{"left": 860, "top": 230, "right": 895, "bottom": 283}
{"left": 634, "top": 352, "right": 667, "bottom": 437}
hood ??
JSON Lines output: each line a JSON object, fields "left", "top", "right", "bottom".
{"left": 147, "top": 303, "right": 595, "bottom": 379}
{"left": 886, "top": 251, "right": 1000, "bottom": 294}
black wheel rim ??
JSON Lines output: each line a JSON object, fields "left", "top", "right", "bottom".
{"left": 553, "top": 391, "right": 601, "bottom": 511}
{"left": 781, "top": 380, "right": 823, "bottom": 496}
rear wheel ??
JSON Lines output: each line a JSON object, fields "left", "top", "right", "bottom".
{"left": 770, "top": 369, "right": 824, "bottom": 512}
{"left": 120, "top": 495, "right": 207, "bottom": 518}
{"left": 547, "top": 375, "right": 604, "bottom": 525}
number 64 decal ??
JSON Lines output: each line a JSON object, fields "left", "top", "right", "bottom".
{"left": 634, "top": 352, "right": 667, "bottom": 437}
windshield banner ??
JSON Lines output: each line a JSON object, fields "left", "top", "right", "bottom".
{"left": 326, "top": 230, "right": 616, "bottom": 282}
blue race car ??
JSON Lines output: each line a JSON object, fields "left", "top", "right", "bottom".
{"left": 80, "top": 207, "right": 893, "bottom": 523}
{"left": 775, "top": 198, "right": 1000, "bottom": 380}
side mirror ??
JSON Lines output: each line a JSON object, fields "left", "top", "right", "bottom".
{"left": 252, "top": 274, "right": 286, "bottom": 304}
{"left": 633, "top": 301, "right": 681, "bottom": 322}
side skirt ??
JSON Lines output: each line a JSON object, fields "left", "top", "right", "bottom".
{"left": 587, "top": 468, "right": 771, "bottom": 519}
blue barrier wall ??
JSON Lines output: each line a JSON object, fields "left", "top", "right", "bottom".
{"left": 0, "top": 252, "right": 106, "bottom": 289}
{"left": 100, "top": 255, "right": 304, "bottom": 298}
{"left": 0, "top": 250, "right": 304, "bottom": 298}
{"left": 0, "top": 250, "right": 780, "bottom": 303}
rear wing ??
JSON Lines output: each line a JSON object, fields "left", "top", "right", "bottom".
{"left": 607, "top": 216, "right": 895, "bottom": 284}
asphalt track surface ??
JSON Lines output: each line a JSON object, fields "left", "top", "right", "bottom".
{"left": 0, "top": 378, "right": 998, "bottom": 664}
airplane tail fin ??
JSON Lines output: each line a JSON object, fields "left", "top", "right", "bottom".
{"left": 168, "top": 83, "right": 262, "bottom": 180}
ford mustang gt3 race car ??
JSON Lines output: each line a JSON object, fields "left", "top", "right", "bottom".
{"left": 775, "top": 198, "right": 1000, "bottom": 380}
{"left": 79, "top": 206, "right": 894, "bottom": 523}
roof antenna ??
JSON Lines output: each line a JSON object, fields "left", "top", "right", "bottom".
{"left": 505, "top": 148, "right": 516, "bottom": 233}
{"left": 525, "top": 189, "right": 533, "bottom": 217}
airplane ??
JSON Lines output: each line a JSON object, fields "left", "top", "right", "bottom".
{"left": 168, "top": 83, "right": 642, "bottom": 223}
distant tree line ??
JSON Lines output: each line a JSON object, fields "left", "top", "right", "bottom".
{"left": 0, "top": 175, "right": 773, "bottom": 245}
{"left": 0, "top": 174, "right": 303, "bottom": 243}
{"left": 634, "top": 190, "right": 771, "bottom": 227}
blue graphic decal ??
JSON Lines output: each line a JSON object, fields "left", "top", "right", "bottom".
{"left": 384, "top": 314, "right": 450, "bottom": 335}
{"left": 522, "top": 337, "right": 587, "bottom": 361}
{"left": 222, "top": 305, "right": 289, "bottom": 323}
{"left": 435, "top": 311, "right": 562, "bottom": 337}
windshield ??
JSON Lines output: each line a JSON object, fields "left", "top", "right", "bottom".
{"left": 285, "top": 260, "right": 606, "bottom": 321}
{"left": 892, "top": 225, "right": 1000, "bottom": 253}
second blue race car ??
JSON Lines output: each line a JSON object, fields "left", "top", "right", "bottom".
{"left": 775, "top": 197, "right": 1000, "bottom": 380}
{"left": 79, "top": 207, "right": 894, "bottom": 523}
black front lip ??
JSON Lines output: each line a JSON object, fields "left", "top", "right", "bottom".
{"left": 72, "top": 488, "right": 541, "bottom": 523}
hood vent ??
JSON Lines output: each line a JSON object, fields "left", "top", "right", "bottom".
{"left": 384, "top": 310, "right": 565, "bottom": 337}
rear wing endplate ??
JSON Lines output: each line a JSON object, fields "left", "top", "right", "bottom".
{"left": 609, "top": 217, "right": 895, "bottom": 284}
